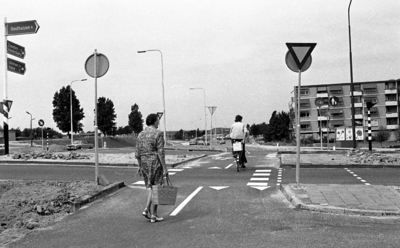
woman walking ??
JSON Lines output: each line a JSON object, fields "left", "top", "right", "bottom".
{"left": 135, "top": 113, "right": 168, "bottom": 223}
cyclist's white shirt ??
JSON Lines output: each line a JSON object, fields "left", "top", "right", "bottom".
{"left": 230, "top": 122, "right": 248, "bottom": 139}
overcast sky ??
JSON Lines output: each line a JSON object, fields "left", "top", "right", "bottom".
{"left": 1, "top": 0, "right": 399, "bottom": 133}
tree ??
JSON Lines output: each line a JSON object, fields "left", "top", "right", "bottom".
{"left": 376, "top": 126, "right": 390, "bottom": 147}
{"left": 97, "top": 97, "right": 117, "bottom": 136}
{"left": 174, "top": 129, "right": 183, "bottom": 140}
{"left": 52, "top": 86, "right": 85, "bottom": 135}
{"left": 128, "top": 104, "right": 143, "bottom": 136}
{"left": 263, "top": 111, "right": 291, "bottom": 142}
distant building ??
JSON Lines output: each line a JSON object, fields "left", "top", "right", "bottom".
{"left": 0, "top": 128, "right": 16, "bottom": 143}
{"left": 291, "top": 79, "right": 399, "bottom": 142}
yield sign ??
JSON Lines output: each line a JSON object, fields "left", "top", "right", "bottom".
{"left": 157, "top": 112, "right": 163, "bottom": 120}
{"left": 286, "top": 43, "right": 316, "bottom": 70}
{"left": 4, "top": 100, "right": 13, "bottom": 112}
{"left": 207, "top": 106, "right": 217, "bottom": 115}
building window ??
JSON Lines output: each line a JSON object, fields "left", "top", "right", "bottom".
{"left": 300, "top": 124, "right": 310, "bottom": 129}
{"left": 329, "top": 85, "right": 343, "bottom": 94}
{"left": 317, "top": 87, "right": 327, "bottom": 93}
{"left": 352, "top": 96, "right": 362, "bottom": 103}
{"left": 387, "top": 118, "right": 398, "bottom": 125}
{"left": 363, "top": 84, "right": 377, "bottom": 92}
{"left": 353, "top": 84, "right": 361, "bottom": 91}
{"left": 320, "top": 109, "right": 329, "bottom": 116}
{"left": 300, "top": 111, "right": 310, "bottom": 118}
{"left": 385, "top": 82, "right": 396, "bottom": 90}
{"left": 300, "top": 89, "right": 309, "bottom": 95}
{"left": 386, "top": 106, "right": 397, "bottom": 113}
{"left": 385, "top": 95, "right": 397, "bottom": 101}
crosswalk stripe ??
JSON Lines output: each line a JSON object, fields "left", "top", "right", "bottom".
{"left": 169, "top": 169, "right": 184, "bottom": 172}
{"left": 225, "top": 164, "right": 233, "bottom": 169}
{"left": 247, "top": 182, "right": 269, "bottom": 186}
{"left": 253, "top": 173, "right": 270, "bottom": 176}
{"left": 169, "top": 172, "right": 176, "bottom": 175}
{"left": 255, "top": 170, "right": 271, "bottom": 172}
{"left": 132, "top": 181, "right": 145, "bottom": 185}
{"left": 250, "top": 178, "right": 269, "bottom": 181}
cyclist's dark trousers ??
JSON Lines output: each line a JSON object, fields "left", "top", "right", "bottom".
{"left": 231, "top": 139, "right": 247, "bottom": 164}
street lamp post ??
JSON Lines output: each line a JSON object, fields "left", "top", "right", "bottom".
{"left": 70, "top": 79, "right": 87, "bottom": 145}
{"left": 348, "top": 0, "right": 356, "bottom": 148}
{"left": 26, "top": 111, "right": 34, "bottom": 147}
{"left": 138, "top": 49, "right": 167, "bottom": 146}
{"left": 190, "top": 88, "right": 207, "bottom": 147}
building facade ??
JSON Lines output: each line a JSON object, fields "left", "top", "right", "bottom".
{"left": 292, "top": 79, "right": 399, "bottom": 141}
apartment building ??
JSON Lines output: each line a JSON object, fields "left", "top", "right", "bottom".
{"left": 292, "top": 79, "right": 399, "bottom": 141}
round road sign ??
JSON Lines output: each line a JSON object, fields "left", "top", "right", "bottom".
{"left": 314, "top": 98, "right": 325, "bottom": 107}
{"left": 285, "top": 51, "right": 312, "bottom": 73}
{"left": 38, "top": 119, "right": 44, "bottom": 127}
{"left": 85, "top": 53, "right": 110, "bottom": 78}
{"left": 329, "top": 96, "right": 339, "bottom": 106}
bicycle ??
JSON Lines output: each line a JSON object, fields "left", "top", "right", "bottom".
{"left": 232, "top": 141, "right": 243, "bottom": 172}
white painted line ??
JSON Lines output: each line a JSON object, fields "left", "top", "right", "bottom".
{"left": 250, "top": 186, "right": 271, "bottom": 191}
{"left": 169, "top": 169, "right": 184, "bottom": 172}
{"left": 209, "top": 186, "right": 229, "bottom": 190}
{"left": 255, "top": 170, "right": 271, "bottom": 172}
{"left": 253, "top": 173, "right": 270, "bottom": 176}
{"left": 250, "top": 178, "right": 269, "bottom": 181}
{"left": 133, "top": 181, "right": 145, "bottom": 185}
{"left": 365, "top": 183, "right": 371, "bottom": 186}
{"left": 277, "top": 177, "right": 282, "bottom": 179}
{"left": 225, "top": 164, "right": 233, "bottom": 169}
{"left": 356, "top": 177, "right": 362, "bottom": 179}
{"left": 208, "top": 167, "right": 222, "bottom": 169}
{"left": 247, "top": 182, "right": 269, "bottom": 186}
{"left": 169, "top": 172, "right": 176, "bottom": 175}
{"left": 170, "top": 187, "right": 203, "bottom": 216}
{"left": 361, "top": 180, "right": 366, "bottom": 182}
{"left": 353, "top": 174, "right": 358, "bottom": 177}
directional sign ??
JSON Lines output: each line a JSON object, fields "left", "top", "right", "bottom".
{"left": 38, "top": 119, "right": 45, "bottom": 127}
{"left": 6, "top": 20, "right": 40, "bottom": 36}
{"left": 7, "top": 41, "right": 26, "bottom": 59}
{"left": 286, "top": 43, "right": 316, "bottom": 71}
{"left": 329, "top": 96, "right": 339, "bottom": 106}
{"left": 7, "top": 58, "right": 26, "bottom": 75}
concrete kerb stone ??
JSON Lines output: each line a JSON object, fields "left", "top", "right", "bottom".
{"left": 171, "top": 154, "right": 207, "bottom": 168}
{"left": 280, "top": 184, "right": 400, "bottom": 217}
{"left": 71, "top": 181, "right": 125, "bottom": 212}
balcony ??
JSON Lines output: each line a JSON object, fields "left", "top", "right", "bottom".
{"left": 354, "top": 103, "right": 363, "bottom": 107}
{"left": 317, "top": 116, "right": 328, "bottom": 121}
{"left": 321, "top": 128, "right": 329, "bottom": 132}
{"left": 385, "top": 101, "right": 397, "bottom": 106}
{"left": 350, "top": 91, "right": 362, "bottom": 96}
{"left": 387, "top": 124, "right": 399, "bottom": 130}
{"left": 316, "top": 93, "right": 328, "bottom": 98}
{"left": 385, "top": 89, "right": 397, "bottom": 94}
{"left": 352, "top": 114, "right": 363, "bottom": 119}
{"left": 386, "top": 113, "right": 398, "bottom": 118}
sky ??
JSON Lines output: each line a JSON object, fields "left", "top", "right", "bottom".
{"left": 1, "top": 0, "right": 399, "bottom": 134}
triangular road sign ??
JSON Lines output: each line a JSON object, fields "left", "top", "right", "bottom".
{"left": 209, "top": 186, "right": 229, "bottom": 191}
{"left": 157, "top": 112, "right": 163, "bottom": 120}
{"left": 250, "top": 186, "right": 271, "bottom": 191}
{"left": 286, "top": 43, "right": 316, "bottom": 70}
{"left": 5, "top": 100, "right": 12, "bottom": 112}
{"left": 207, "top": 106, "right": 217, "bottom": 115}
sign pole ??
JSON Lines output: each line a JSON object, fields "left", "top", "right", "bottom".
{"left": 94, "top": 49, "right": 99, "bottom": 184}
{"left": 3, "top": 18, "right": 9, "bottom": 155}
{"left": 296, "top": 70, "right": 301, "bottom": 187}
{"left": 319, "top": 107, "right": 323, "bottom": 150}
{"left": 41, "top": 126, "right": 43, "bottom": 149}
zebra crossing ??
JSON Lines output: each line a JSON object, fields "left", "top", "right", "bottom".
{"left": 247, "top": 169, "right": 271, "bottom": 190}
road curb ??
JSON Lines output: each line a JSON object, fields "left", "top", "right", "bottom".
{"left": 171, "top": 154, "right": 207, "bottom": 168}
{"left": 280, "top": 163, "right": 400, "bottom": 169}
{"left": 71, "top": 181, "right": 125, "bottom": 212}
{"left": 280, "top": 184, "right": 400, "bottom": 217}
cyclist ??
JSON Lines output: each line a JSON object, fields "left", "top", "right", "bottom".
{"left": 229, "top": 115, "right": 248, "bottom": 168}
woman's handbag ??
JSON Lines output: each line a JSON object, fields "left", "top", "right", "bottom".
{"left": 233, "top": 141, "right": 242, "bottom": 151}
{"left": 152, "top": 175, "right": 178, "bottom": 205}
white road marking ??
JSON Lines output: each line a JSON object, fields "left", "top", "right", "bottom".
{"left": 170, "top": 187, "right": 203, "bottom": 216}
{"left": 253, "top": 173, "right": 270, "bottom": 176}
{"left": 265, "top": 153, "right": 277, "bottom": 158}
{"left": 209, "top": 186, "right": 229, "bottom": 190}
{"left": 365, "top": 183, "right": 371, "bottom": 186}
{"left": 225, "top": 164, "right": 233, "bottom": 169}
{"left": 250, "top": 186, "right": 271, "bottom": 191}
{"left": 169, "top": 169, "right": 184, "bottom": 172}
{"left": 361, "top": 180, "right": 366, "bottom": 182}
{"left": 247, "top": 182, "right": 269, "bottom": 186}
{"left": 250, "top": 178, "right": 269, "bottom": 181}
{"left": 168, "top": 172, "right": 176, "bottom": 175}
{"left": 208, "top": 167, "right": 222, "bottom": 169}
{"left": 255, "top": 169, "right": 271, "bottom": 172}
{"left": 133, "top": 181, "right": 145, "bottom": 185}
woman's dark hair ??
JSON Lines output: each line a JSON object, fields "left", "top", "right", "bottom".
{"left": 235, "top": 115, "right": 243, "bottom": 122}
{"left": 146, "top": 113, "right": 159, "bottom": 126}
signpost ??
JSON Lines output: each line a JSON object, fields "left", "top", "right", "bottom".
{"left": 285, "top": 42, "right": 316, "bottom": 187}
{"left": 315, "top": 98, "right": 324, "bottom": 150}
{"left": 38, "top": 119, "right": 45, "bottom": 149}
{"left": 207, "top": 106, "right": 217, "bottom": 149}
{"left": 85, "top": 50, "right": 110, "bottom": 184}
{"left": 7, "top": 41, "right": 25, "bottom": 59}
{"left": 3, "top": 18, "right": 39, "bottom": 155}
{"left": 366, "top": 101, "right": 376, "bottom": 151}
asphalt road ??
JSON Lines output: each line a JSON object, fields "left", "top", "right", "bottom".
{"left": 5, "top": 147, "right": 400, "bottom": 247}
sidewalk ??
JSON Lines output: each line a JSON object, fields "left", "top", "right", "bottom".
{"left": 281, "top": 184, "right": 400, "bottom": 216}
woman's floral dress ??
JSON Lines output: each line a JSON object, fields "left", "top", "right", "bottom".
{"left": 135, "top": 126, "right": 165, "bottom": 188}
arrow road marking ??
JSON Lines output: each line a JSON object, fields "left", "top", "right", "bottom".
{"left": 250, "top": 186, "right": 271, "bottom": 191}
{"left": 209, "top": 186, "right": 229, "bottom": 190}
{"left": 170, "top": 186, "right": 203, "bottom": 216}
